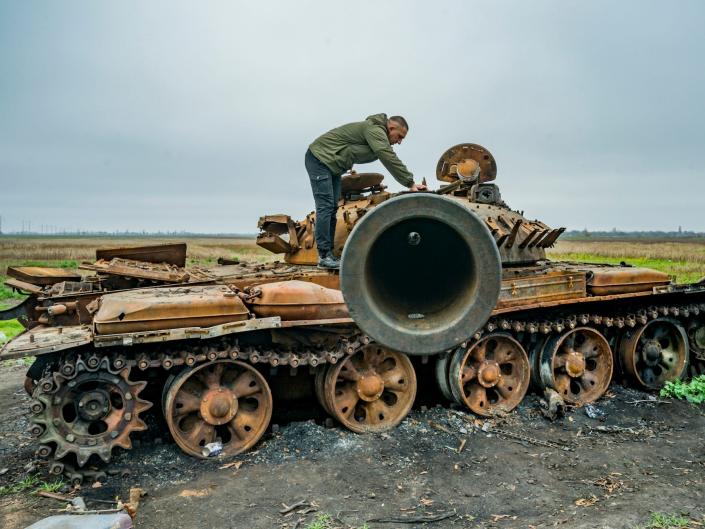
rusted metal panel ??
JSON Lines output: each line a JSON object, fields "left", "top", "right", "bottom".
{"left": 497, "top": 269, "right": 586, "bottom": 308}
{"left": 491, "top": 290, "right": 658, "bottom": 315}
{"left": 96, "top": 243, "right": 187, "bottom": 267}
{"left": 80, "top": 258, "right": 190, "bottom": 283}
{"left": 93, "top": 316, "right": 282, "bottom": 348}
{"left": 94, "top": 285, "right": 250, "bottom": 334}
{"left": 0, "top": 325, "right": 93, "bottom": 360}
{"left": 244, "top": 280, "right": 349, "bottom": 321}
{"left": 279, "top": 317, "right": 354, "bottom": 327}
{"left": 340, "top": 172, "right": 384, "bottom": 194}
{"left": 5, "top": 278, "right": 43, "bottom": 294}
{"left": 256, "top": 215, "right": 300, "bottom": 253}
{"left": 7, "top": 266, "right": 81, "bottom": 286}
{"left": 256, "top": 234, "right": 292, "bottom": 254}
{"left": 586, "top": 266, "right": 671, "bottom": 295}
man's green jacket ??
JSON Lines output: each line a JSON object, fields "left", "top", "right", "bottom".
{"left": 309, "top": 113, "right": 414, "bottom": 187}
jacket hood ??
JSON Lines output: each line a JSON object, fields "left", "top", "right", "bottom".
{"left": 365, "top": 113, "right": 388, "bottom": 127}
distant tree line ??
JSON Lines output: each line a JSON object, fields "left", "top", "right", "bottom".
{"left": 565, "top": 229, "right": 705, "bottom": 241}
{"left": 0, "top": 231, "right": 258, "bottom": 238}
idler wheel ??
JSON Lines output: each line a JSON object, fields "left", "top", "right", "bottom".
{"left": 448, "top": 333, "right": 530, "bottom": 416}
{"left": 618, "top": 318, "right": 689, "bottom": 389}
{"left": 534, "top": 327, "right": 613, "bottom": 404}
{"left": 164, "top": 360, "right": 272, "bottom": 458}
{"left": 322, "top": 344, "right": 416, "bottom": 433}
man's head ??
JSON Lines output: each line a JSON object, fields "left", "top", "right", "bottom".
{"left": 387, "top": 116, "right": 409, "bottom": 145}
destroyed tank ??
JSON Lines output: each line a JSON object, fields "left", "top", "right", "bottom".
{"left": 2, "top": 143, "right": 704, "bottom": 484}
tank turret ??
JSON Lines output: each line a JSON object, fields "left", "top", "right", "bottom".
{"left": 257, "top": 143, "right": 564, "bottom": 267}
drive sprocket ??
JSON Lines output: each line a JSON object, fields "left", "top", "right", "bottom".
{"left": 29, "top": 356, "right": 152, "bottom": 467}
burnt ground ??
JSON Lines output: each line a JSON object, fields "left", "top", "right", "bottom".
{"left": 1, "top": 360, "right": 704, "bottom": 529}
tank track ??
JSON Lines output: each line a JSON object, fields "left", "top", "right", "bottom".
{"left": 477, "top": 302, "right": 705, "bottom": 340}
{"left": 28, "top": 333, "right": 366, "bottom": 485}
{"left": 25, "top": 301, "right": 705, "bottom": 485}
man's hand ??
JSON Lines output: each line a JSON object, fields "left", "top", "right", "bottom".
{"left": 409, "top": 182, "right": 427, "bottom": 192}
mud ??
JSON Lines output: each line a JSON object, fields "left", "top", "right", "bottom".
{"left": 1, "top": 362, "right": 704, "bottom": 529}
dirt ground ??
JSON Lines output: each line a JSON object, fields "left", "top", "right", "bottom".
{"left": 1, "top": 361, "right": 704, "bottom": 529}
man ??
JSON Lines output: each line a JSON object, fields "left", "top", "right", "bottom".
{"left": 305, "top": 113, "right": 426, "bottom": 270}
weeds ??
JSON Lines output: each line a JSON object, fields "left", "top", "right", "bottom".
{"left": 303, "top": 513, "right": 368, "bottom": 529}
{"left": 35, "top": 478, "right": 65, "bottom": 493}
{"left": 305, "top": 513, "right": 333, "bottom": 529}
{"left": 0, "top": 475, "right": 40, "bottom": 496}
{"left": 660, "top": 376, "right": 705, "bottom": 404}
{"left": 0, "top": 474, "right": 64, "bottom": 497}
{"left": 642, "top": 512, "right": 691, "bottom": 528}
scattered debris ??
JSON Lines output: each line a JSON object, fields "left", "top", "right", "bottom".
{"left": 575, "top": 495, "right": 599, "bottom": 507}
{"left": 219, "top": 460, "right": 243, "bottom": 470}
{"left": 491, "top": 514, "right": 516, "bottom": 522}
{"left": 36, "top": 491, "right": 72, "bottom": 503}
{"left": 593, "top": 474, "right": 624, "bottom": 494}
{"left": 366, "top": 510, "right": 456, "bottom": 524}
{"left": 201, "top": 441, "right": 223, "bottom": 457}
{"left": 626, "top": 398, "right": 671, "bottom": 405}
{"left": 428, "top": 420, "right": 454, "bottom": 436}
{"left": 587, "top": 425, "right": 650, "bottom": 436}
{"left": 457, "top": 438, "right": 467, "bottom": 453}
{"left": 178, "top": 489, "right": 210, "bottom": 498}
{"left": 584, "top": 404, "right": 606, "bottom": 420}
{"left": 467, "top": 418, "right": 573, "bottom": 452}
{"left": 279, "top": 500, "right": 318, "bottom": 516}
{"left": 541, "top": 388, "right": 565, "bottom": 421}
{"left": 119, "top": 487, "right": 144, "bottom": 519}
{"left": 71, "top": 497, "right": 87, "bottom": 511}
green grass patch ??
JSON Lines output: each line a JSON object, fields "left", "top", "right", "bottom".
{"left": 305, "top": 513, "right": 333, "bottom": 529}
{"left": 548, "top": 253, "right": 704, "bottom": 284}
{"left": 19, "top": 259, "right": 78, "bottom": 269}
{"left": 0, "top": 474, "right": 64, "bottom": 497}
{"left": 641, "top": 512, "right": 691, "bottom": 528}
{"left": 0, "top": 474, "right": 41, "bottom": 496}
{"left": 660, "top": 375, "right": 705, "bottom": 404}
{"left": 303, "top": 513, "right": 368, "bottom": 529}
{"left": 0, "top": 283, "right": 26, "bottom": 302}
{"left": 0, "top": 319, "right": 25, "bottom": 343}
{"left": 35, "top": 478, "right": 65, "bottom": 493}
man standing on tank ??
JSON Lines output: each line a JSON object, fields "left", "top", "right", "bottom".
{"left": 305, "top": 113, "right": 426, "bottom": 270}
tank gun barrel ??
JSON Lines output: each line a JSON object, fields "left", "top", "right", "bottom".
{"left": 340, "top": 193, "right": 502, "bottom": 355}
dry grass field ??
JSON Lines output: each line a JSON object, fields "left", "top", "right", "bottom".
{"left": 0, "top": 236, "right": 273, "bottom": 311}
{"left": 548, "top": 239, "right": 705, "bottom": 284}
{"left": 2, "top": 236, "right": 704, "bottom": 294}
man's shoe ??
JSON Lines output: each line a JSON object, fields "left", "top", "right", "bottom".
{"left": 317, "top": 254, "right": 340, "bottom": 270}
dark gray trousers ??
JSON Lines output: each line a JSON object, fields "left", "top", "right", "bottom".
{"left": 305, "top": 149, "right": 341, "bottom": 256}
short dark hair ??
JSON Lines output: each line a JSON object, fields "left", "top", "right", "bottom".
{"left": 388, "top": 115, "right": 409, "bottom": 130}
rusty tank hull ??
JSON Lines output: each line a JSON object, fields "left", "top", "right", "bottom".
{"left": 2, "top": 143, "right": 705, "bottom": 484}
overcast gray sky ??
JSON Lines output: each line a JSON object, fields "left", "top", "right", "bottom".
{"left": 1, "top": 1, "right": 704, "bottom": 233}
